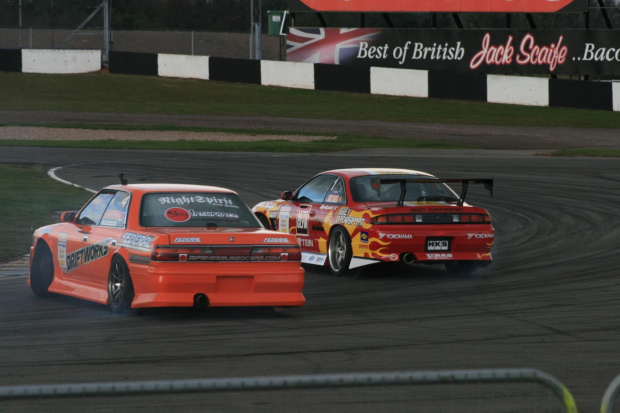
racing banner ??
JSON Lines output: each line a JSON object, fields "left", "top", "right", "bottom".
{"left": 287, "top": 28, "right": 620, "bottom": 76}
{"left": 288, "top": 0, "right": 587, "bottom": 13}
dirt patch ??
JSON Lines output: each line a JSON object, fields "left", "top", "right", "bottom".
{"left": 0, "top": 126, "right": 335, "bottom": 142}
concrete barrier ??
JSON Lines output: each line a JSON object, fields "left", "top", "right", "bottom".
{"left": 21, "top": 49, "right": 100, "bottom": 74}
{"left": 371, "top": 67, "right": 428, "bottom": 98}
{"left": 260, "top": 60, "right": 314, "bottom": 89}
{"left": 487, "top": 75, "right": 549, "bottom": 107}
{"left": 158, "top": 54, "right": 210, "bottom": 80}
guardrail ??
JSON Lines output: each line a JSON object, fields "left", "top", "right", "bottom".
{"left": 0, "top": 368, "right": 577, "bottom": 412}
{"left": 601, "top": 373, "right": 620, "bottom": 413}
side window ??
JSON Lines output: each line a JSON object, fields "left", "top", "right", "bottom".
{"left": 77, "top": 192, "right": 114, "bottom": 226}
{"left": 295, "top": 175, "right": 338, "bottom": 203}
{"left": 323, "top": 178, "right": 346, "bottom": 204}
{"left": 100, "top": 191, "right": 131, "bottom": 228}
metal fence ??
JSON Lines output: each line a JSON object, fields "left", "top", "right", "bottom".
{"left": 0, "top": 369, "right": 579, "bottom": 412}
{"left": 0, "top": 0, "right": 286, "bottom": 60}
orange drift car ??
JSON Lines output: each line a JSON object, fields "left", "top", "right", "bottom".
{"left": 29, "top": 183, "right": 305, "bottom": 313}
{"left": 252, "top": 168, "right": 494, "bottom": 276}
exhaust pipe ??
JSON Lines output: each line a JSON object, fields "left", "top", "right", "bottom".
{"left": 402, "top": 253, "right": 415, "bottom": 265}
{"left": 193, "top": 293, "right": 209, "bottom": 309}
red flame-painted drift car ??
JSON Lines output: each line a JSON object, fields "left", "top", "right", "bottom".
{"left": 252, "top": 169, "right": 494, "bottom": 276}
{"left": 29, "top": 184, "right": 305, "bottom": 313}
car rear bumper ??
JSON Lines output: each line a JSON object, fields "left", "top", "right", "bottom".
{"left": 130, "top": 264, "right": 305, "bottom": 308}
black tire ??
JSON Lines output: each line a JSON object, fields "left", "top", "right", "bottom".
{"left": 30, "top": 243, "right": 54, "bottom": 297}
{"left": 328, "top": 226, "right": 353, "bottom": 276}
{"left": 256, "top": 214, "right": 271, "bottom": 230}
{"left": 108, "top": 256, "right": 135, "bottom": 314}
{"left": 445, "top": 261, "right": 479, "bottom": 276}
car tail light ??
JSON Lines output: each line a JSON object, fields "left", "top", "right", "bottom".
{"left": 151, "top": 245, "right": 301, "bottom": 262}
{"left": 251, "top": 246, "right": 302, "bottom": 262}
{"left": 370, "top": 213, "right": 491, "bottom": 224}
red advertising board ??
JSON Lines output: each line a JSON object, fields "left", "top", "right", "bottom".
{"left": 289, "top": 0, "right": 587, "bottom": 13}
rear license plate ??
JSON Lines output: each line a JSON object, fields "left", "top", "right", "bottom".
{"left": 426, "top": 238, "right": 451, "bottom": 252}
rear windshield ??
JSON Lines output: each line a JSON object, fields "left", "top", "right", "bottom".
{"left": 141, "top": 192, "right": 260, "bottom": 228}
{"left": 351, "top": 176, "right": 458, "bottom": 203}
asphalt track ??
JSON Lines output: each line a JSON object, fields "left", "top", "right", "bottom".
{"left": 0, "top": 125, "right": 619, "bottom": 412}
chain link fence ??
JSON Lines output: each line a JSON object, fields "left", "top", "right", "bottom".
{"left": 0, "top": 0, "right": 284, "bottom": 60}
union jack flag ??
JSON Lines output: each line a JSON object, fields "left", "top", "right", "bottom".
{"left": 287, "top": 28, "right": 381, "bottom": 65}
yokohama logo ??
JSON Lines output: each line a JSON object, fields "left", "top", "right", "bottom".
{"left": 295, "top": 0, "right": 581, "bottom": 13}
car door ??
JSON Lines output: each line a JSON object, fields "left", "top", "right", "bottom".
{"left": 61, "top": 190, "right": 130, "bottom": 286}
{"left": 290, "top": 174, "right": 340, "bottom": 252}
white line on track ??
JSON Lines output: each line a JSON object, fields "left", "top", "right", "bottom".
{"left": 48, "top": 166, "right": 97, "bottom": 193}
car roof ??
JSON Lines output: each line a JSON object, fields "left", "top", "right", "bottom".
{"left": 105, "top": 183, "right": 237, "bottom": 195}
{"left": 322, "top": 168, "right": 436, "bottom": 179}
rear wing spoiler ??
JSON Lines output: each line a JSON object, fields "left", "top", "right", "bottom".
{"left": 379, "top": 178, "right": 494, "bottom": 207}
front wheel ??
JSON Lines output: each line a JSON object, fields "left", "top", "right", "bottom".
{"left": 30, "top": 243, "right": 54, "bottom": 297}
{"left": 328, "top": 227, "right": 352, "bottom": 276}
{"left": 108, "top": 257, "right": 135, "bottom": 314}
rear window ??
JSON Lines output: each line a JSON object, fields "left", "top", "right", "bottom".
{"left": 140, "top": 192, "right": 261, "bottom": 228}
{"left": 351, "top": 176, "right": 458, "bottom": 203}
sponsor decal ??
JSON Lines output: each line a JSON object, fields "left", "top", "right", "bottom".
{"left": 129, "top": 254, "right": 151, "bottom": 265}
{"left": 158, "top": 195, "right": 238, "bottom": 208}
{"left": 186, "top": 255, "right": 282, "bottom": 262}
{"left": 174, "top": 237, "right": 201, "bottom": 243}
{"left": 165, "top": 207, "right": 190, "bottom": 222}
{"left": 379, "top": 233, "right": 413, "bottom": 240}
{"left": 467, "top": 233, "right": 495, "bottom": 240}
{"left": 320, "top": 205, "right": 339, "bottom": 211}
{"left": 189, "top": 210, "right": 239, "bottom": 219}
{"left": 336, "top": 208, "right": 365, "bottom": 226}
{"left": 415, "top": 207, "right": 456, "bottom": 213}
{"left": 361, "top": 231, "right": 369, "bottom": 243}
{"left": 382, "top": 253, "right": 399, "bottom": 261}
{"left": 58, "top": 233, "right": 68, "bottom": 271}
{"left": 470, "top": 33, "right": 567, "bottom": 72}
{"left": 426, "top": 253, "right": 454, "bottom": 260}
{"left": 299, "top": 238, "right": 314, "bottom": 247}
{"left": 279, "top": 206, "right": 290, "bottom": 233}
{"left": 296, "top": 206, "right": 311, "bottom": 236}
{"left": 264, "top": 237, "right": 290, "bottom": 243}
{"left": 427, "top": 239, "right": 450, "bottom": 251}
{"left": 301, "top": 252, "right": 327, "bottom": 265}
{"left": 65, "top": 238, "right": 111, "bottom": 272}
{"left": 120, "top": 232, "right": 155, "bottom": 251}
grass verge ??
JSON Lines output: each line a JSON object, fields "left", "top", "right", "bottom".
{"left": 0, "top": 165, "right": 92, "bottom": 263}
{"left": 0, "top": 134, "right": 475, "bottom": 152}
{"left": 548, "top": 149, "right": 620, "bottom": 157}
{"left": 1, "top": 72, "right": 620, "bottom": 129}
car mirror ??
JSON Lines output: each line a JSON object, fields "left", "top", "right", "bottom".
{"left": 281, "top": 191, "right": 293, "bottom": 201}
{"left": 61, "top": 211, "right": 77, "bottom": 223}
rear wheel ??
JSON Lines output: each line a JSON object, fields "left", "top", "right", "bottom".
{"left": 108, "top": 257, "right": 135, "bottom": 314}
{"left": 328, "top": 226, "right": 352, "bottom": 276}
{"left": 30, "top": 243, "right": 54, "bottom": 297}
